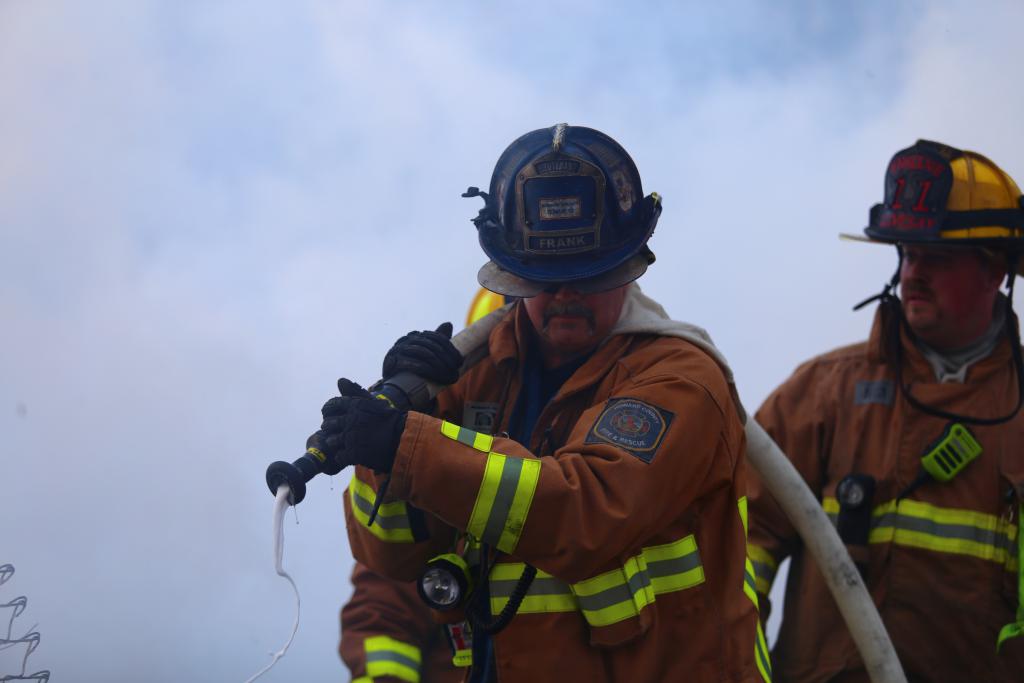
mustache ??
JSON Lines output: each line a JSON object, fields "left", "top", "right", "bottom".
{"left": 543, "top": 302, "right": 596, "bottom": 328}
{"left": 901, "top": 282, "right": 932, "bottom": 299}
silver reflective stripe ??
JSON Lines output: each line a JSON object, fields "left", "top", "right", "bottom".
{"left": 482, "top": 456, "right": 525, "bottom": 544}
{"left": 366, "top": 650, "right": 419, "bottom": 671}
{"left": 874, "top": 510, "right": 1013, "bottom": 551}
{"left": 490, "top": 575, "right": 571, "bottom": 598}
{"left": 351, "top": 492, "right": 411, "bottom": 531}
{"left": 750, "top": 558, "right": 773, "bottom": 583}
{"left": 576, "top": 571, "right": 651, "bottom": 614}
{"left": 649, "top": 552, "right": 701, "bottom": 578}
{"left": 745, "top": 566, "right": 757, "bottom": 594}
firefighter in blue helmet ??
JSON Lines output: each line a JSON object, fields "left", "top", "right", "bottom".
{"left": 320, "top": 124, "right": 765, "bottom": 682}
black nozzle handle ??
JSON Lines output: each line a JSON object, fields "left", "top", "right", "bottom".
{"left": 264, "top": 305, "right": 513, "bottom": 505}
{"left": 266, "top": 447, "right": 340, "bottom": 505}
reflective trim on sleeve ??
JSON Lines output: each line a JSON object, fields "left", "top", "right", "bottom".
{"left": 348, "top": 477, "right": 415, "bottom": 543}
{"left": 738, "top": 495, "right": 749, "bottom": 535}
{"left": 488, "top": 535, "right": 704, "bottom": 624}
{"left": 466, "top": 452, "right": 541, "bottom": 554}
{"left": 440, "top": 420, "right": 494, "bottom": 452}
{"left": 364, "top": 635, "right": 421, "bottom": 683}
{"left": 821, "top": 496, "right": 1018, "bottom": 568}
{"left": 747, "top": 544, "right": 778, "bottom": 596}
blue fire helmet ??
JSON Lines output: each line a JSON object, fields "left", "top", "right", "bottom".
{"left": 465, "top": 124, "right": 662, "bottom": 297}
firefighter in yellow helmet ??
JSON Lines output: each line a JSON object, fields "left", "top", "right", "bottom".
{"left": 748, "top": 140, "right": 1024, "bottom": 682}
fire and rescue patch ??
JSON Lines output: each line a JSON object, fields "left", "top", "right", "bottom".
{"left": 463, "top": 401, "right": 499, "bottom": 434}
{"left": 584, "top": 397, "right": 674, "bottom": 463}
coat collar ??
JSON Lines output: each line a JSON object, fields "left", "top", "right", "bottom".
{"left": 866, "top": 298, "right": 1017, "bottom": 384}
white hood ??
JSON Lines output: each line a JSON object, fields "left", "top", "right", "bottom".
{"left": 610, "top": 283, "right": 745, "bottom": 419}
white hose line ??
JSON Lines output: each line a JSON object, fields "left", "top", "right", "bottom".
{"left": 245, "top": 485, "right": 301, "bottom": 683}
{"left": 745, "top": 420, "right": 906, "bottom": 683}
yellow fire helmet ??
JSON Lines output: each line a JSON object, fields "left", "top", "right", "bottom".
{"left": 466, "top": 287, "right": 509, "bottom": 326}
{"left": 844, "top": 140, "right": 1024, "bottom": 275}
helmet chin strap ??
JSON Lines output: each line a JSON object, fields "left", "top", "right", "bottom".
{"left": 856, "top": 245, "right": 1024, "bottom": 426}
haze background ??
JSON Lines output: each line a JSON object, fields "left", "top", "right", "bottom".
{"left": 2, "top": 1, "right": 1023, "bottom": 680}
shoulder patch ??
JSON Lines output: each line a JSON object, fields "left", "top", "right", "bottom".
{"left": 583, "top": 397, "right": 675, "bottom": 463}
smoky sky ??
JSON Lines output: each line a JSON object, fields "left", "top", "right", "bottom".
{"left": 2, "top": 2, "right": 1023, "bottom": 680}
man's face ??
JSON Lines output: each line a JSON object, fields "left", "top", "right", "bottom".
{"left": 899, "top": 244, "right": 1004, "bottom": 350}
{"left": 523, "top": 284, "right": 629, "bottom": 363}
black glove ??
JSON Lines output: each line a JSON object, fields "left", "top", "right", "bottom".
{"left": 382, "top": 322, "right": 463, "bottom": 385}
{"left": 318, "top": 378, "right": 407, "bottom": 473}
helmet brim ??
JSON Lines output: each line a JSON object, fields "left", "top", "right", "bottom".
{"left": 478, "top": 251, "right": 653, "bottom": 297}
{"left": 838, "top": 232, "right": 1024, "bottom": 277}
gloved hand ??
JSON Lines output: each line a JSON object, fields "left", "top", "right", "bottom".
{"left": 382, "top": 322, "right": 463, "bottom": 385}
{"left": 318, "top": 378, "right": 407, "bottom": 473}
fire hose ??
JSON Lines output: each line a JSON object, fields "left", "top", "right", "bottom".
{"left": 263, "top": 305, "right": 907, "bottom": 683}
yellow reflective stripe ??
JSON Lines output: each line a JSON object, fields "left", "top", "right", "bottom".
{"left": 743, "top": 557, "right": 760, "bottom": 608}
{"left": 440, "top": 419, "right": 494, "bottom": 452}
{"left": 572, "top": 536, "right": 702, "bottom": 627}
{"left": 350, "top": 476, "right": 409, "bottom": 518}
{"left": 364, "top": 635, "right": 421, "bottom": 683}
{"left": 739, "top": 500, "right": 772, "bottom": 681}
{"left": 573, "top": 554, "right": 654, "bottom": 626}
{"left": 823, "top": 496, "right": 840, "bottom": 516}
{"left": 490, "top": 537, "right": 704, "bottom": 624}
{"left": 941, "top": 226, "right": 1024, "bottom": 239}
{"left": 645, "top": 535, "right": 705, "bottom": 594}
{"left": 871, "top": 498, "right": 1017, "bottom": 565}
{"left": 755, "top": 619, "right": 773, "bottom": 683}
{"left": 823, "top": 496, "right": 1017, "bottom": 567}
{"left": 489, "top": 564, "right": 578, "bottom": 614}
{"left": 353, "top": 678, "right": 373, "bottom": 683}
{"left": 747, "top": 544, "right": 777, "bottom": 595}
{"left": 452, "top": 649, "right": 473, "bottom": 667}
{"left": 467, "top": 453, "right": 541, "bottom": 554}
{"left": 348, "top": 478, "right": 414, "bottom": 543}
